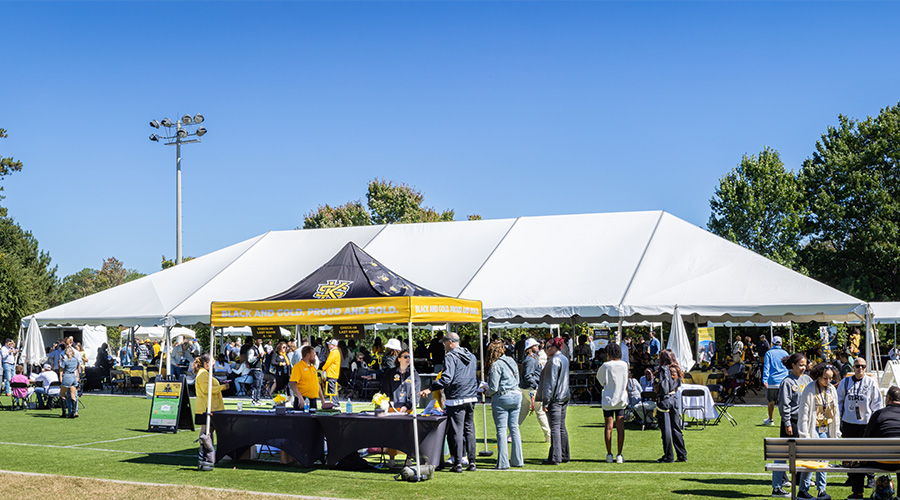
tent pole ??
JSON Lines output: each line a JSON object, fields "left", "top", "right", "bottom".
{"left": 408, "top": 320, "right": 422, "bottom": 477}
{"left": 693, "top": 314, "right": 699, "bottom": 361}
{"left": 789, "top": 323, "right": 794, "bottom": 352}
{"left": 160, "top": 326, "right": 167, "bottom": 376}
{"left": 479, "top": 320, "right": 491, "bottom": 457}
{"left": 206, "top": 326, "right": 216, "bottom": 436}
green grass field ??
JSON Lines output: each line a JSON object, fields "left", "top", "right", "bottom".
{"left": 0, "top": 395, "right": 858, "bottom": 499}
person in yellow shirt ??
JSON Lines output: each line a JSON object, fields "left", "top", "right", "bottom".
{"left": 289, "top": 346, "right": 322, "bottom": 410}
{"left": 323, "top": 339, "right": 341, "bottom": 404}
{"left": 194, "top": 353, "right": 228, "bottom": 436}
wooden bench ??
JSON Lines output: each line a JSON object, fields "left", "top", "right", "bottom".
{"left": 764, "top": 437, "right": 900, "bottom": 500}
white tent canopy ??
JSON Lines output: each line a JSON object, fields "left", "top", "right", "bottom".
{"left": 25, "top": 211, "right": 867, "bottom": 329}
{"left": 124, "top": 326, "right": 196, "bottom": 340}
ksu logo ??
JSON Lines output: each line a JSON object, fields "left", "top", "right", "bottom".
{"left": 314, "top": 280, "right": 353, "bottom": 299}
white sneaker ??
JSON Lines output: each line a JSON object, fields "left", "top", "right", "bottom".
{"left": 763, "top": 418, "right": 773, "bottom": 426}
{"left": 606, "top": 454, "right": 614, "bottom": 463}
{"left": 616, "top": 454, "right": 624, "bottom": 464}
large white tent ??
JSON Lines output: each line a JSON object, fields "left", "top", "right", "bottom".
{"left": 25, "top": 211, "right": 868, "bottom": 331}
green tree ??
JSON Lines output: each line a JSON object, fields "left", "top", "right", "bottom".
{"left": 302, "top": 201, "right": 371, "bottom": 229}
{"left": 301, "top": 179, "right": 455, "bottom": 228}
{"left": 161, "top": 255, "right": 196, "bottom": 269}
{"left": 798, "top": 103, "right": 900, "bottom": 301}
{"left": 0, "top": 128, "right": 24, "bottom": 201}
{"left": 708, "top": 147, "right": 806, "bottom": 268}
{"left": 58, "top": 257, "right": 144, "bottom": 304}
{"left": 367, "top": 179, "right": 454, "bottom": 224}
{"left": 0, "top": 213, "right": 58, "bottom": 334}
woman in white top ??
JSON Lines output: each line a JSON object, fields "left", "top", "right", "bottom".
{"left": 797, "top": 362, "right": 841, "bottom": 500}
{"left": 597, "top": 342, "right": 629, "bottom": 463}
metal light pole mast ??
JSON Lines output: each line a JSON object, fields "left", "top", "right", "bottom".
{"left": 150, "top": 115, "right": 206, "bottom": 267}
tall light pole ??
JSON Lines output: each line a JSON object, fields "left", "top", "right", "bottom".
{"left": 149, "top": 114, "right": 206, "bottom": 266}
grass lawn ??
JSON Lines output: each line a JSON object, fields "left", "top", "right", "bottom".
{"left": 0, "top": 395, "right": 858, "bottom": 499}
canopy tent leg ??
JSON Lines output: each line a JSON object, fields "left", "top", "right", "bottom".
{"left": 479, "top": 321, "right": 492, "bottom": 457}
{"left": 407, "top": 320, "right": 423, "bottom": 478}
{"left": 789, "top": 323, "right": 794, "bottom": 352}
{"left": 693, "top": 314, "right": 699, "bottom": 360}
{"left": 205, "top": 326, "right": 216, "bottom": 434}
{"left": 163, "top": 325, "right": 170, "bottom": 377}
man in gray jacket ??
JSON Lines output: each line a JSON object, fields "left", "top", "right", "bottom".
{"left": 519, "top": 338, "right": 550, "bottom": 441}
{"left": 538, "top": 337, "right": 570, "bottom": 465}
{"left": 420, "top": 332, "right": 479, "bottom": 472}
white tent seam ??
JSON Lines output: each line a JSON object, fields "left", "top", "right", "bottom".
{"left": 457, "top": 217, "right": 521, "bottom": 298}
{"left": 618, "top": 210, "right": 665, "bottom": 308}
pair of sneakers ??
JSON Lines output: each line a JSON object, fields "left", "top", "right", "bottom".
{"left": 796, "top": 491, "right": 830, "bottom": 500}
{"left": 605, "top": 454, "right": 624, "bottom": 464}
{"left": 763, "top": 418, "right": 775, "bottom": 426}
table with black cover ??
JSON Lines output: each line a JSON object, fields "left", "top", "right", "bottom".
{"left": 211, "top": 410, "right": 325, "bottom": 468}
{"left": 211, "top": 411, "right": 447, "bottom": 468}
{"left": 316, "top": 413, "right": 448, "bottom": 466}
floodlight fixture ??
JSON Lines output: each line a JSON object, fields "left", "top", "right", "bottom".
{"left": 182, "top": 114, "right": 193, "bottom": 125}
{"left": 176, "top": 128, "right": 187, "bottom": 138}
{"left": 161, "top": 118, "right": 174, "bottom": 128}
{"left": 150, "top": 119, "right": 160, "bottom": 129}
{"left": 195, "top": 127, "right": 207, "bottom": 137}
{"left": 192, "top": 113, "right": 204, "bottom": 124}
{"left": 150, "top": 134, "right": 159, "bottom": 142}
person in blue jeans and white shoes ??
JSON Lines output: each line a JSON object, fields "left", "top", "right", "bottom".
{"left": 796, "top": 362, "right": 841, "bottom": 500}
{"left": 1, "top": 339, "right": 18, "bottom": 396}
{"left": 484, "top": 340, "right": 523, "bottom": 470}
{"left": 763, "top": 336, "right": 790, "bottom": 426}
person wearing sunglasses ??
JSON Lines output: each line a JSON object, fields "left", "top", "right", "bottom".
{"left": 380, "top": 349, "right": 421, "bottom": 468}
{"left": 837, "top": 356, "right": 883, "bottom": 499}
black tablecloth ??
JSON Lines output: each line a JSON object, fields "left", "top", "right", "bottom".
{"left": 211, "top": 410, "right": 325, "bottom": 468}
{"left": 317, "top": 413, "right": 447, "bottom": 466}
{"left": 211, "top": 411, "right": 447, "bottom": 468}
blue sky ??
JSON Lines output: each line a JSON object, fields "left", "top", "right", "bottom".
{"left": 2, "top": 1, "right": 899, "bottom": 278}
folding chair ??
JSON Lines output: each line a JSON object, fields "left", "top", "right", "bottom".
{"left": 46, "top": 381, "right": 62, "bottom": 409}
{"left": 680, "top": 388, "right": 707, "bottom": 429}
{"left": 637, "top": 391, "right": 658, "bottom": 430}
{"left": 128, "top": 366, "right": 145, "bottom": 394}
{"left": 10, "top": 381, "right": 30, "bottom": 411}
{"left": 76, "top": 378, "right": 86, "bottom": 409}
{"left": 109, "top": 369, "right": 127, "bottom": 394}
{"left": 711, "top": 387, "right": 738, "bottom": 426}
{"left": 361, "top": 374, "right": 380, "bottom": 400}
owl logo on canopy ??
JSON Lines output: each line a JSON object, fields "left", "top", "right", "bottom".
{"left": 314, "top": 280, "right": 353, "bottom": 299}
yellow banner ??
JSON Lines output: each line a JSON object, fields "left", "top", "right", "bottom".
{"left": 210, "top": 296, "right": 482, "bottom": 327}
{"left": 697, "top": 326, "right": 715, "bottom": 343}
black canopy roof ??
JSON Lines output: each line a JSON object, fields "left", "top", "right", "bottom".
{"left": 263, "top": 242, "right": 441, "bottom": 301}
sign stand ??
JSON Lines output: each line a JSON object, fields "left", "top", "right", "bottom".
{"left": 148, "top": 376, "right": 194, "bottom": 433}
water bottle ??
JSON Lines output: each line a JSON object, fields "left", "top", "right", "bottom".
{"left": 345, "top": 399, "right": 352, "bottom": 414}
{"left": 304, "top": 399, "right": 310, "bottom": 413}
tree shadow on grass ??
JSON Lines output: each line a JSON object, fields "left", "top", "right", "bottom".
{"left": 681, "top": 478, "right": 770, "bottom": 486}
{"left": 669, "top": 489, "right": 761, "bottom": 498}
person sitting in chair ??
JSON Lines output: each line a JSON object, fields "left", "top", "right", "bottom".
{"left": 33, "top": 363, "right": 58, "bottom": 408}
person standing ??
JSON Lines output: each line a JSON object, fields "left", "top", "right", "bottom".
{"left": 758, "top": 334, "right": 770, "bottom": 362}
{"left": 538, "top": 337, "right": 570, "bottom": 465}
{"left": 322, "top": 339, "right": 341, "bottom": 405}
{"left": 519, "top": 338, "right": 551, "bottom": 442}
{"left": 58, "top": 346, "right": 80, "bottom": 418}
{"left": 655, "top": 349, "right": 686, "bottom": 463}
{"left": 849, "top": 386, "right": 900, "bottom": 496}
{"left": 838, "top": 357, "right": 882, "bottom": 498}
{"left": 428, "top": 331, "right": 446, "bottom": 373}
{"left": 771, "top": 353, "right": 811, "bottom": 497}
{"left": 648, "top": 331, "right": 661, "bottom": 358}
{"left": 241, "top": 340, "right": 264, "bottom": 406}
{"left": 1, "top": 339, "right": 17, "bottom": 396}
{"left": 732, "top": 337, "right": 744, "bottom": 364}
{"left": 418, "top": 332, "right": 478, "bottom": 472}
{"left": 762, "top": 336, "right": 790, "bottom": 426}
{"left": 380, "top": 348, "right": 421, "bottom": 468}
{"left": 797, "top": 363, "right": 841, "bottom": 500}
{"left": 289, "top": 346, "right": 322, "bottom": 411}
{"left": 485, "top": 340, "right": 523, "bottom": 470}
{"left": 597, "top": 342, "right": 629, "bottom": 464}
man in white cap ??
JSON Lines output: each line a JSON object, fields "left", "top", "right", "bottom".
{"left": 418, "top": 331, "right": 478, "bottom": 472}
{"left": 519, "top": 338, "right": 550, "bottom": 441}
{"left": 323, "top": 339, "right": 341, "bottom": 405}
{"left": 762, "top": 336, "right": 789, "bottom": 425}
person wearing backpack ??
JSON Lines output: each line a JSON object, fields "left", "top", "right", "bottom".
{"left": 241, "top": 340, "right": 264, "bottom": 406}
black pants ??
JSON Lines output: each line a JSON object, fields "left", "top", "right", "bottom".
{"left": 250, "top": 369, "right": 264, "bottom": 403}
{"left": 845, "top": 421, "right": 875, "bottom": 495}
{"left": 446, "top": 403, "right": 476, "bottom": 464}
{"left": 546, "top": 400, "right": 570, "bottom": 463}
{"left": 658, "top": 408, "right": 686, "bottom": 461}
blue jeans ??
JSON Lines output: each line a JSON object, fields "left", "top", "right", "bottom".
{"left": 492, "top": 391, "right": 523, "bottom": 468}
{"left": 2, "top": 364, "right": 14, "bottom": 394}
{"left": 800, "top": 429, "right": 829, "bottom": 494}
